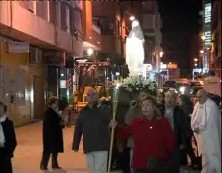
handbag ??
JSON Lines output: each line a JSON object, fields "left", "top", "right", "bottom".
{"left": 146, "top": 156, "right": 165, "bottom": 171}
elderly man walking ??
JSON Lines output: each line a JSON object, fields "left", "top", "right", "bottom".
{"left": 191, "top": 89, "right": 221, "bottom": 173}
{"left": 72, "top": 87, "right": 112, "bottom": 173}
{"left": 164, "top": 90, "right": 189, "bottom": 172}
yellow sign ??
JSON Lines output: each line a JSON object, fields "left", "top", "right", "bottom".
{"left": 167, "top": 63, "right": 178, "bottom": 69}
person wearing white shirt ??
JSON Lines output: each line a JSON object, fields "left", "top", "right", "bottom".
{"left": 0, "top": 101, "right": 17, "bottom": 173}
{"left": 191, "top": 89, "right": 221, "bottom": 173}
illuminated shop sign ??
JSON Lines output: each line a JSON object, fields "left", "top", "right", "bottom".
{"left": 204, "top": 3, "right": 211, "bottom": 46}
{"left": 204, "top": 3, "right": 211, "bottom": 23}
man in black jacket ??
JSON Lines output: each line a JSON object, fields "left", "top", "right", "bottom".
{"left": 40, "top": 96, "right": 64, "bottom": 170}
{"left": 164, "top": 90, "right": 189, "bottom": 173}
{"left": 0, "top": 101, "right": 17, "bottom": 173}
{"left": 72, "top": 87, "right": 112, "bottom": 173}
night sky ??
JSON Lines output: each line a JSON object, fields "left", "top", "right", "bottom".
{"left": 157, "top": 0, "right": 203, "bottom": 76}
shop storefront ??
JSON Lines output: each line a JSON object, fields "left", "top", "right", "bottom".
{"left": 45, "top": 52, "right": 74, "bottom": 105}
{"left": 0, "top": 36, "right": 45, "bottom": 126}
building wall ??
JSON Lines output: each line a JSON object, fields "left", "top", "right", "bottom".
{"left": 210, "top": 0, "right": 221, "bottom": 78}
{"left": 0, "top": 40, "right": 45, "bottom": 126}
{"left": 82, "top": 1, "right": 101, "bottom": 50}
{"left": 91, "top": 1, "right": 129, "bottom": 58}
{"left": 0, "top": 1, "right": 83, "bottom": 125}
{"left": 142, "top": 0, "right": 162, "bottom": 71}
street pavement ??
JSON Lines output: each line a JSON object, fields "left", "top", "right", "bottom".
{"left": 13, "top": 121, "right": 200, "bottom": 173}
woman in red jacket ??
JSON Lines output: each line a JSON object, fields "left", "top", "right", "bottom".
{"left": 116, "top": 96, "right": 176, "bottom": 173}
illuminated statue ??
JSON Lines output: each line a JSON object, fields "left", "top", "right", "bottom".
{"left": 126, "top": 19, "right": 145, "bottom": 76}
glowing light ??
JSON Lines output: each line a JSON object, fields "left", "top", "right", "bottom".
{"left": 116, "top": 83, "right": 120, "bottom": 89}
{"left": 201, "top": 35, "right": 206, "bottom": 40}
{"left": 160, "top": 51, "right": 164, "bottom": 57}
{"left": 129, "top": 16, "right": 135, "bottom": 21}
{"left": 87, "top": 48, "right": 94, "bottom": 56}
{"left": 179, "top": 86, "right": 186, "bottom": 94}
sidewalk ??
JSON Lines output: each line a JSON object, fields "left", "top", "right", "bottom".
{"left": 13, "top": 121, "right": 123, "bottom": 173}
{"left": 13, "top": 121, "right": 199, "bottom": 173}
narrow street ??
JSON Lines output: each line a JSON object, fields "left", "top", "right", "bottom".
{"left": 13, "top": 121, "right": 200, "bottom": 173}
{"left": 13, "top": 121, "right": 89, "bottom": 173}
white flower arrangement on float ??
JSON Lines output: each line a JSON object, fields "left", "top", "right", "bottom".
{"left": 113, "top": 76, "right": 157, "bottom": 97}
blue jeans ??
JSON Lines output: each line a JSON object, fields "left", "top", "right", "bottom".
{"left": 85, "top": 151, "right": 108, "bottom": 173}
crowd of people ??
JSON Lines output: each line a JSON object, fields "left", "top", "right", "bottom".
{"left": 72, "top": 87, "right": 221, "bottom": 173}
{"left": 0, "top": 86, "right": 221, "bottom": 173}
{"left": 71, "top": 86, "right": 221, "bottom": 173}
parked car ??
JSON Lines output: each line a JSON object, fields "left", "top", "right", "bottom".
{"left": 163, "top": 80, "right": 178, "bottom": 88}
{"left": 190, "top": 80, "right": 204, "bottom": 95}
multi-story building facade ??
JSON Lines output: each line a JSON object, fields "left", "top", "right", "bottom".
{"left": 92, "top": 1, "right": 130, "bottom": 78}
{"left": 201, "top": 0, "right": 212, "bottom": 74}
{"left": 210, "top": 0, "right": 221, "bottom": 78}
{"left": 199, "top": 0, "right": 221, "bottom": 78}
{"left": 89, "top": 1, "right": 162, "bottom": 80}
{"left": 141, "top": 0, "right": 162, "bottom": 72}
{"left": 79, "top": 1, "right": 133, "bottom": 88}
{"left": 0, "top": 1, "right": 83, "bottom": 125}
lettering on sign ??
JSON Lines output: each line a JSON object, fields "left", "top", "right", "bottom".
{"left": 8, "top": 41, "right": 29, "bottom": 53}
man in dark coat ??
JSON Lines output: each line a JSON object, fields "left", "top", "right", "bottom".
{"left": 0, "top": 101, "right": 17, "bottom": 173}
{"left": 72, "top": 87, "right": 112, "bottom": 173}
{"left": 177, "top": 94, "right": 198, "bottom": 168}
{"left": 164, "top": 90, "right": 189, "bottom": 173}
{"left": 40, "top": 96, "right": 64, "bottom": 170}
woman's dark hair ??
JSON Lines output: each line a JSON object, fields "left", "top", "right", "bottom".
{"left": 48, "top": 96, "right": 58, "bottom": 106}
{"left": 59, "top": 97, "right": 69, "bottom": 111}
{"left": 178, "top": 94, "right": 193, "bottom": 114}
{"left": 0, "top": 101, "right": 4, "bottom": 106}
{"left": 0, "top": 101, "right": 7, "bottom": 113}
{"left": 4, "top": 105, "right": 7, "bottom": 113}
{"left": 178, "top": 94, "right": 191, "bottom": 105}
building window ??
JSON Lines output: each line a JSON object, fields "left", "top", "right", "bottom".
{"left": 61, "top": 2, "right": 71, "bottom": 33}
{"left": 29, "top": 46, "right": 42, "bottom": 64}
{"left": 70, "top": 8, "right": 82, "bottom": 35}
{"left": 100, "top": 18, "right": 114, "bottom": 35}
{"left": 49, "top": 1, "right": 56, "bottom": 24}
{"left": 115, "top": 19, "right": 120, "bottom": 38}
{"left": 19, "top": 1, "right": 34, "bottom": 13}
{"left": 142, "top": 1, "right": 155, "bottom": 13}
{"left": 36, "top": 1, "right": 48, "bottom": 20}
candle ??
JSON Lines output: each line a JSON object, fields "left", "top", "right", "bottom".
{"left": 108, "top": 82, "right": 120, "bottom": 173}
{"left": 112, "top": 83, "right": 120, "bottom": 102}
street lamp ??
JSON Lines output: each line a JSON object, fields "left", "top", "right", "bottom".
{"left": 86, "top": 48, "right": 94, "bottom": 56}
{"left": 201, "top": 35, "right": 206, "bottom": 40}
{"left": 129, "top": 15, "right": 135, "bottom": 21}
{"left": 194, "top": 58, "right": 198, "bottom": 62}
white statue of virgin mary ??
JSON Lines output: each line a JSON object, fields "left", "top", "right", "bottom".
{"left": 126, "top": 19, "right": 145, "bottom": 76}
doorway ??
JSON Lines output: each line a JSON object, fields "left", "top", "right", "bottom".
{"left": 33, "top": 76, "right": 43, "bottom": 119}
